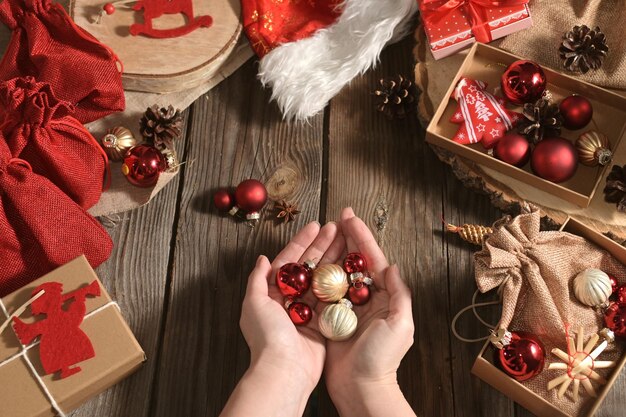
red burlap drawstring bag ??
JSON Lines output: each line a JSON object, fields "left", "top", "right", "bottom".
{"left": 475, "top": 206, "right": 626, "bottom": 416}
{"left": 0, "top": 139, "right": 112, "bottom": 297}
{"left": 0, "top": 77, "right": 108, "bottom": 209}
{"left": 0, "top": 0, "right": 125, "bottom": 124}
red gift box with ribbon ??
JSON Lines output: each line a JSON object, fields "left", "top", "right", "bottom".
{"left": 419, "top": 0, "right": 532, "bottom": 60}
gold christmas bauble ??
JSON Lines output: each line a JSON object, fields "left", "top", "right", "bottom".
{"left": 312, "top": 264, "right": 349, "bottom": 302}
{"left": 575, "top": 131, "right": 612, "bottom": 167}
{"left": 101, "top": 126, "right": 138, "bottom": 162}
{"left": 319, "top": 299, "right": 357, "bottom": 341}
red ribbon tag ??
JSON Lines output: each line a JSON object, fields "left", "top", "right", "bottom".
{"left": 422, "top": 0, "right": 528, "bottom": 43}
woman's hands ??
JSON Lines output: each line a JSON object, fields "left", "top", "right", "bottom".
{"left": 324, "top": 208, "right": 416, "bottom": 417}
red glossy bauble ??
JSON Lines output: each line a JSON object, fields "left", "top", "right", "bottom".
{"left": 604, "top": 302, "right": 626, "bottom": 338}
{"left": 531, "top": 137, "right": 578, "bottom": 183}
{"left": 235, "top": 179, "right": 268, "bottom": 213}
{"left": 610, "top": 276, "right": 619, "bottom": 298}
{"left": 276, "top": 263, "right": 313, "bottom": 298}
{"left": 501, "top": 60, "right": 547, "bottom": 105}
{"left": 494, "top": 133, "right": 531, "bottom": 167}
{"left": 348, "top": 283, "right": 371, "bottom": 306}
{"left": 103, "top": 2, "right": 115, "bottom": 14}
{"left": 288, "top": 301, "right": 312, "bottom": 326}
{"left": 560, "top": 95, "right": 593, "bottom": 130}
{"left": 213, "top": 189, "right": 235, "bottom": 211}
{"left": 616, "top": 284, "right": 626, "bottom": 305}
{"left": 495, "top": 332, "right": 545, "bottom": 381}
{"left": 344, "top": 253, "right": 367, "bottom": 274}
{"left": 121, "top": 145, "right": 166, "bottom": 187}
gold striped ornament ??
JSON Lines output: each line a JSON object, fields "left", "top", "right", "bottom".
{"left": 575, "top": 131, "right": 612, "bottom": 167}
{"left": 100, "top": 126, "right": 138, "bottom": 162}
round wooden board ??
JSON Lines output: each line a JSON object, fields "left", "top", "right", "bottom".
{"left": 70, "top": 0, "right": 242, "bottom": 93}
{"left": 413, "top": 24, "right": 626, "bottom": 242}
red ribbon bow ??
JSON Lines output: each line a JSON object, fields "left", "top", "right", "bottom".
{"left": 422, "top": 0, "right": 528, "bottom": 43}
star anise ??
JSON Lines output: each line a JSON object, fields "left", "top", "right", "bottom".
{"left": 274, "top": 200, "right": 301, "bottom": 223}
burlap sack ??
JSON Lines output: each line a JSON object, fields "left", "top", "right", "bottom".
{"left": 475, "top": 206, "right": 626, "bottom": 415}
{"left": 500, "top": 0, "right": 626, "bottom": 90}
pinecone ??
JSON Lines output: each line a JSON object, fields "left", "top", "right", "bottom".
{"left": 139, "top": 105, "right": 183, "bottom": 149}
{"left": 559, "top": 25, "right": 608, "bottom": 74}
{"left": 373, "top": 75, "right": 418, "bottom": 119}
{"left": 518, "top": 98, "right": 563, "bottom": 144}
{"left": 604, "top": 165, "right": 626, "bottom": 212}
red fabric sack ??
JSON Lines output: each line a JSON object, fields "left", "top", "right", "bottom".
{"left": 0, "top": 139, "right": 112, "bottom": 297}
{"left": 0, "top": 77, "right": 108, "bottom": 209}
{"left": 0, "top": 0, "right": 125, "bottom": 124}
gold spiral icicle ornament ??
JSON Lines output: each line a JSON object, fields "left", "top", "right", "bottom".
{"left": 319, "top": 299, "right": 358, "bottom": 341}
{"left": 445, "top": 223, "right": 493, "bottom": 246}
{"left": 576, "top": 131, "right": 612, "bottom": 167}
{"left": 312, "top": 264, "right": 349, "bottom": 302}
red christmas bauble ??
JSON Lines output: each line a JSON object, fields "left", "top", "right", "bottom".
{"left": 494, "top": 133, "right": 531, "bottom": 167}
{"left": 121, "top": 145, "right": 166, "bottom": 187}
{"left": 616, "top": 284, "right": 626, "bottom": 305}
{"left": 610, "top": 276, "right": 619, "bottom": 298}
{"left": 213, "top": 189, "right": 235, "bottom": 211}
{"left": 604, "top": 302, "right": 626, "bottom": 338}
{"left": 235, "top": 179, "right": 268, "bottom": 213}
{"left": 495, "top": 332, "right": 545, "bottom": 381}
{"left": 276, "top": 263, "right": 312, "bottom": 298}
{"left": 103, "top": 2, "right": 115, "bottom": 14}
{"left": 560, "top": 95, "right": 593, "bottom": 130}
{"left": 344, "top": 253, "right": 367, "bottom": 274}
{"left": 348, "top": 283, "right": 371, "bottom": 305}
{"left": 501, "top": 60, "right": 547, "bottom": 105}
{"left": 531, "top": 137, "right": 578, "bottom": 183}
{"left": 288, "top": 301, "right": 312, "bottom": 326}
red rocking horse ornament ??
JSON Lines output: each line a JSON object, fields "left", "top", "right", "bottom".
{"left": 129, "top": 0, "right": 213, "bottom": 38}
{"left": 12, "top": 281, "right": 101, "bottom": 379}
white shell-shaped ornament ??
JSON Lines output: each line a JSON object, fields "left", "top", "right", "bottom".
{"left": 319, "top": 299, "right": 357, "bottom": 341}
{"left": 573, "top": 268, "right": 612, "bottom": 307}
{"left": 312, "top": 264, "right": 349, "bottom": 302}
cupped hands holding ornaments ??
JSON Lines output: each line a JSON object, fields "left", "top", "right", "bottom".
{"left": 220, "top": 208, "right": 416, "bottom": 417}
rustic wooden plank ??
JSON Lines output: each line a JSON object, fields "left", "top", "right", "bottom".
{"left": 319, "top": 36, "right": 457, "bottom": 417}
{"left": 70, "top": 112, "right": 190, "bottom": 417}
{"left": 149, "top": 60, "right": 324, "bottom": 417}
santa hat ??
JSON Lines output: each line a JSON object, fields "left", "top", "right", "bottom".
{"left": 242, "top": 0, "right": 418, "bottom": 121}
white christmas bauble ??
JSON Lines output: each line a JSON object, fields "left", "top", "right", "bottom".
{"left": 312, "top": 264, "right": 349, "bottom": 302}
{"left": 573, "top": 268, "right": 612, "bottom": 307}
{"left": 319, "top": 299, "right": 357, "bottom": 341}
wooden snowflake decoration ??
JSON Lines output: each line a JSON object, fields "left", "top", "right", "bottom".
{"left": 547, "top": 326, "right": 616, "bottom": 402}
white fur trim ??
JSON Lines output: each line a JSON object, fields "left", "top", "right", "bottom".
{"left": 258, "top": 0, "right": 418, "bottom": 121}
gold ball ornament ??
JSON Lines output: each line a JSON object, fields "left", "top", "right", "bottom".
{"left": 319, "top": 299, "right": 358, "bottom": 341}
{"left": 101, "top": 126, "right": 138, "bottom": 162}
{"left": 575, "top": 131, "right": 612, "bottom": 167}
{"left": 312, "top": 264, "right": 349, "bottom": 302}
{"left": 573, "top": 268, "right": 612, "bottom": 308}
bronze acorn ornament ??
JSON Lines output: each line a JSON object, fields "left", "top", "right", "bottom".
{"left": 576, "top": 131, "right": 612, "bottom": 167}
{"left": 100, "top": 126, "right": 138, "bottom": 162}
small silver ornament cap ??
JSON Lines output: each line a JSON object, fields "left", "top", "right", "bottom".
{"left": 102, "top": 133, "right": 118, "bottom": 148}
{"left": 284, "top": 298, "right": 294, "bottom": 310}
{"left": 246, "top": 212, "right": 261, "bottom": 221}
{"left": 599, "top": 327, "right": 615, "bottom": 343}
{"left": 489, "top": 328, "right": 513, "bottom": 350}
{"left": 338, "top": 298, "right": 353, "bottom": 309}
{"left": 304, "top": 260, "right": 317, "bottom": 270}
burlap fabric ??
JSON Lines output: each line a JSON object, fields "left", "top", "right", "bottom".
{"left": 475, "top": 207, "right": 626, "bottom": 416}
{"left": 500, "top": 0, "right": 626, "bottom": 90}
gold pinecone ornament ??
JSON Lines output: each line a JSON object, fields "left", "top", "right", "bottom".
{"left": 373, "top": 75, "right": 417, "bottom": 119}
{"left": 559, "top": 25, "right": 608, "bottom": 74}
{"left": 446, "top": 223, "right": 493, "bottom": 246}
{"left": 139, "top": 105, "right": 183, "bottom": 149}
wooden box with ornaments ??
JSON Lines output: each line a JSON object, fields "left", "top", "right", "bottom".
{"left": 426, "top": 43, "right": 626, "bottom": 208}
{"left": 471, "top": 217, "right": 626, "bottom": 417}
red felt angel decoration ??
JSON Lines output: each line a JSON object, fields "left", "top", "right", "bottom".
{"left": 450, "top": 77, "right": 522, "bottom": 149}
{"left": 12, "top": 281, "right": 101, "bottom": 379}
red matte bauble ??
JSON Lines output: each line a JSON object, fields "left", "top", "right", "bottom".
{"left": 288, "top": 302, "right": 312, "bottom": 326}
{"left": 344, "top": 253, "right": 367, "bottom": 274}
{"left": 103, "top": 2, "right": 115, "bottom": 14}
{"left": 531, "top": 137, "right": 578, "bottom": 183}
{"left": 348, "top": 284, "right": 371, "bottom": 305}
{"left": 605, "top": 302, "right": 626, "bottom": 338}
{"left": 501, "top": 60, "right": 547, "bottom": 105}
{"left": 276, "top": 263, "right": 312, "bottom": 298}
{"left": 121, "top": 145, "right": 166, "bottom": 187}
{"left": 560, "top": 95, "right": 593, "bottom": 130}
{"left": 235, "top": 179, "right": 268, "bottom": 213}
{"left": 213, "top": 189, "right": 235, "bottom": 211}
{"left": 494, "top": 133, "right": 531, "bottom": 167}
{"left": 495, "top": 332, "right": 545, "bottom": 381}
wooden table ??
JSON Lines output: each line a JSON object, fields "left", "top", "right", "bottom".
{"left": 76, "top": 37, "right": 626, "bottom": 417}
